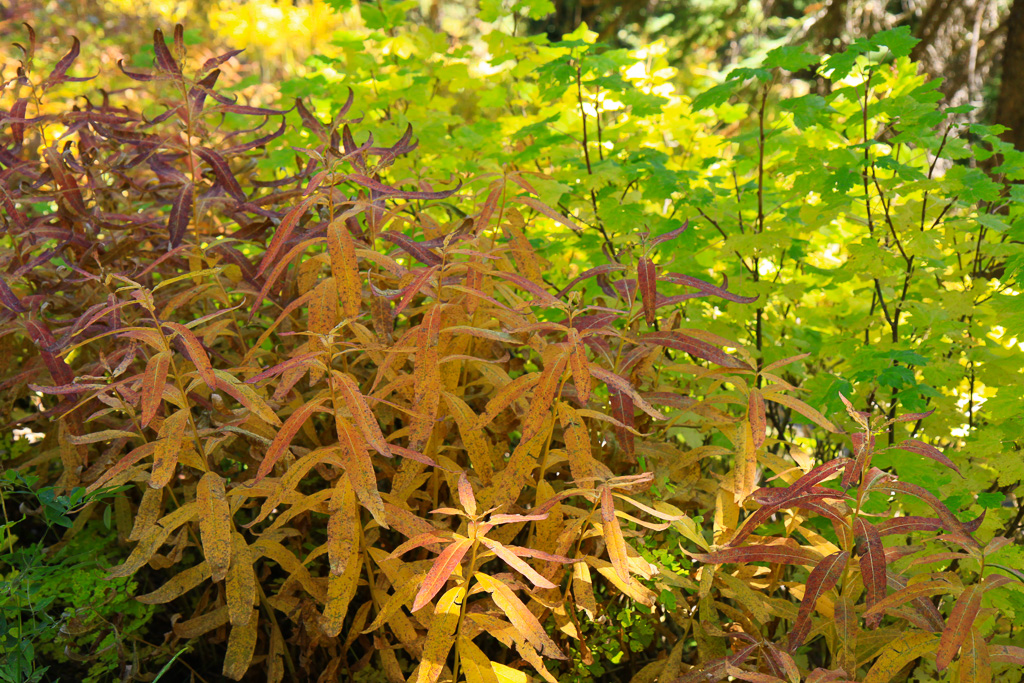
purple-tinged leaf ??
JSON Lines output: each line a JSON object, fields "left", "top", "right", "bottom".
{"left": 491, "top": 270, "right": 562, "bottom": 308}
{"left": 201, "top": 49, "right": 245, "bottom": 74}
{"left": 188, "top": 70, "right": 221, "bottom": 117}
{"left": 167, "top": 182, "right": 193, "bottom": 247}
{"left": 588, "top": 364, "right": 662, "bottom": 421}
{"left": 748, "top": 388, "right": 767, "bottom": 449}
{"left": 346, "top": 173, "right": 462, "bottom": 200}
{"left": 43, "top": 37, "right": 93, "bottom": 88}
{"left": 608, "top": 386, "right": 635, "bottom": 461}
{"left": 650, "top": 220, "right": 689, "bottom": 247}
{"left": 638, "top": 257, "right": 657, "bottom": 326}
{"left": 937, "top": 584, "right": 983, "bottom": 671}
{"left": 854, "top": 518, "right": 886, "bottom": 628}
{"left": 880, "top": 480, "right": 978, "bottom": 544}
{"left": 892, "top": 409, "right": 934, "bottom": 423}
{"left": 841, "top": 430, "right": 875, "bottom": 488}
{"left": 194, "top": 147, "right": 245, "bottom": 201}
{"left": 554, "top": 264, "right": 626, "bottom": 298}
{"left": 661, "top": 272, "right": 758, "bottom": 303}
{"left": 380, "top": 231, "right": 442, "bottom": 266}
{"left": 788, "top": 550, "right": 847, "bottom": 651}
{"left": 892, "top": 439, "right": 963, "bottom": 477}
{"left": 0, "top": 278, "right": 26, "bottom": 313}
{"left": 694, "top": 539, "right": 822, "bottom": 566}
{"left": 876, "top": 516, "right": 943, "bottom": 536}
{"left": 152, "top": 29, "right": 182, "bottom": 76}
{"left": 257, "top": 195, "right": 319, "bottom": 277}
{"left": 642, "top": 331, "right": 750, "bottom": 369}
{"left": 761, "top": 391, "right": 842, "bottom": 433}
{"left": 208, "top": 103, "right": 291, "bottom": 117}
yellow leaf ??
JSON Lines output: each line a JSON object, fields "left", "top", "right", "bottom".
{"left": 173, "top": 605, "right": 228, "bottom": 639}
{"left": 443, "top": 392, "right": 494, "bottom": 483}
{"left": 108, "top": 523, "right": 171, "bottom": 578}
{"left": 150, "top": 408, "right": 188, "bottom": 489}
{"left": 956, "top": 627, "right": 991, "bottom": 683}
{"left": 863, "top": 632, "right": 940, "bottom": 683}
{"left": 601, "top": 487, "right": 630, "bottom": 585}
{"left": 137, "top": 562, "right": 211, "bottom": 604}
{"left": 473, "top": 573, "right": 564, "bottom": 659}
{"left": 328, "top": 474, "right": 359, "bottom": 576}
{"left": 309, "top": 277, "right": 339, "bottom": 335}
{"left": 734, "top": 419, "right": 758, "bottom": 503}
{"left": 197, "top": 472, "right": 232, "bottom": 581}
{"left": 141, "top": 350, "right": 171, "bottom": 427}
{"left": 328, "top": 218, "right": 362, "bottom": 318}
{"left": 226, "top": 532, "right": 256, "bottom": 626}
{"left": 222, "top": 608, "right": 259, "bottom": 680}
{"left": 556, "top": 401, "right": 597, "bottom": 487}
{"left": 459, "top": 636, "right": 501, "bottom": 683}
{"left": 413, "top": 585, "right": 464, "bottom": 683}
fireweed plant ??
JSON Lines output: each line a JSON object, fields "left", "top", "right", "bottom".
{"left": 0, "top": 20, "right": 1022, "bottom": 683}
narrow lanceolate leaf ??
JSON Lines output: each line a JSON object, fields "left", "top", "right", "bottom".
{"left": 150, "top": 408, "right": 188, "bottom": 489}
{"left": 638, "top": 257, "right": 657, "bottom": 326}
{"left": 602, "top": 487, "right": 631, "bottom": 585}
{"left": 412, "top": 537, "right": 472, "bottom": 612}
{"left": 734, "top": 420, "right": 758, "bottom": 503}
{"left": 136, "top": 562, "right": 211, "bottom": 604}
{"left": 163, "top": 321, "right": 216, "bottom": 390}
{"left": 328, "top": 475, "right": 359, "bottom": 576}
{"left": 989, "top": 645, "right": 1024, "bottom": 665}
{"left": 321, "top": 539, "right": 362, "bottom": 637}
{"left": 141, "top": 350, "right": 171, "bottom": 427}
{"left": 855, "top": 518, "right": 886, "bottom": 628}
{"left": 893, "top": 439, "right": 963, "bottom": 477}
{"left": 761, "top": 391, "right": 842, "bottom": 433}
{"left": 694, "top": 540, "right": 822, "bottom": 566}
{"left": 309, "top": 277, "right": 338, "bottom": 335}
{"left": 254, "top": 392, "right": 330, "bottom": 483}
{"left": 587, "top": 363, "right": 663, "bottom": 420}
{"left": 863, "top": 632, "right": 939, "bottom": 683}
{"left": 335, "top": 421, "right": 387, "bottom": 528}
{"left": 212, "top": 369, "right": 282, "bottom": 427}
{"left": 167, "top": 182, "right": 193, "bottom": 247}
{"left": 226, "top": 532, "right": 256, "bottom": 626}
{"left": 834, "top": 596, "right": 857, "bottom": 675}
{"left": 568, "top": 327, "right": 591, "bottom": 403}
{"left": 480, "top": 537, "right": 556, "bottom": 589}
{"left": 748, "top": 388, "right": 767, "bottom": 448}
{"left": 197, "top": 472, "right": 232, "bottom": 581}
{"left": 957, "top": 627, "right": 991, "bottom": 683}
{"left": 222, "top": 609, "right": 258, "bottom": 680}
{"left": 443, "top": 393, "right": 494, "bottom": 484}
{"left": 557, "top": 401, "right": 597, "bottom": 486}
{"left": 475, "top": 372, "right": 542, "bottom": 429}
{"left": 863, "top": 579, "right": 957, "bottom": 618}
{"left": 409, "top": 305, "right": 442, "bottom": 449}
{"left": 332, "top": 372, "right": 390, "bottom": 457}
{"left": 413, "top": 586, "right": 464, "bottom": 683}
{"left": 327, "top": 218, "right": 362, "bottom": 317}
{"left": 474, "top": 573, "right": 565, "bottom": 659}
{"left": 937, "top": 584, "right": 984, "bottom": 670}
{"left": 788, "top": 550, "right": 847, "bottom": 651}
{"left": 519, "top": 352, "right": 568, "bottom": 443}
{"left": 642, "top": 331, "right": 749, "bottom": 369}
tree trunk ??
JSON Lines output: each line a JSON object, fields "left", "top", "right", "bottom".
{"left": 995, "top": 0, "right": 1024, "bottom": 149}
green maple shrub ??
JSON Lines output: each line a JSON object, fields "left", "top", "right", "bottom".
{"left": 0, "top": 14, "right": 1022, "bottom": 683}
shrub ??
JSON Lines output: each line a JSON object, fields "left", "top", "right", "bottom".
{"left": 1, "top": 19, "right": 1022, "bottom": 683}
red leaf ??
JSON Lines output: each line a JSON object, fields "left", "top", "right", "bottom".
{"left": 695, "top": 540, "right": 822, "bottom": 566}
{"left": 0, "top": 278, "right": 26, "bottom": 313}
{"left": 201, "top": 49, "right": 245, "bottom": 74}
{"left": 642, "top": 331, "right": 750, "bottom": 369}
{"left": 163, "top": 322, "right": 215, "bottom": 390}
{"left": 936, "top": 584, "right": 983, "bottom": 671}
{"left": 412, "top": 537, "right": 472, "bottom": 612}
{"left": 892, "top": 439, "right": 963, "bottom": 477}
{"left": 380, "top": 231, "right": 442, "bottom": 266}
{"left": 194, "top": 147, "right": 244, "bottom": 201}
{"left": 554, "top": 263, "right": 626, "bottom": 298}
{"left": 253, "top": 394, "right": 330, "bottom": 484}
{"left": 650, "top": 220, "right": 689, "bottom": 247}
{"left": 854, "top": 518, "right": 886, "bottom": 628}
{"left": 660, "top": 272, "right": 758, "bottom": 303}
{"left": 788, "top": 550, "right": 847, "bottom": 651}
{"left": 588, "top": 364, "right": 663, "bottom": 420}
{"left": 637, "top": 257, "right": 657, "bottom": 326}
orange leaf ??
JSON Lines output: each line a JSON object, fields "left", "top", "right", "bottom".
{"left": 335, "top": 420, "right": 387, "bottom": 528}
{"left": 863, "top": 632, "right": 939, "bottom": 683}
{"left": 568, "top": 328, "right": 591, "bottom": 404}
{"left": 409, "top": 305, "right": 442, "bottom": 449}
{"left": 137, "top": 561, "right": 211, "bottom": 604}
{"left": 637, "top": 256, "right": 657, "bottom": 326}
{"left": 140, "top": 350, "right": 170, "bottom": 427}
{"left": 328, "top": 474, "right": 359, "bottom": 575}
{"left": 475, "top": 371, "right": 542, "bottom": 430}
{"left": 748, "top": 387, "right": 766, "bottom": 448}
{"left": 197, "top": 472, "right": 232, "bottom": 581}
{"left": 937, "top": 584, "right": 984, "bottom": 670}
{"left": 309, "top": 277, "right": 339, "bottom": 335}
{"left": 443, "top": 392, "right": 494, "bottom": 483}
{"left": 556, "top": 401, "right": 597, "bottom": 487}
{"left": 480, "top": 537, "right": 555, "bottom": 589}
{"left": 327, "top": 218, "right": 362, "bottom": 318}
{"left": 332, "top": 371, "right": 391, "bottom": 458}
{"left": 163, "top": 321, "right": 216, "bottom": 390}
{"left": 412, "top": 536, "right": 471, "bottom": 612}
{"left": 253, "top": 391, "right": 330, "bottom": 483}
